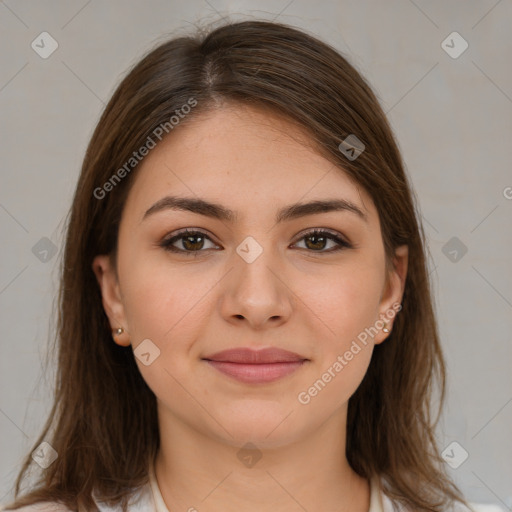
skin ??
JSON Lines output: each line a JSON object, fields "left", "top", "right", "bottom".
{"left": 93, "top": 103, "right": 408, "bottom": 512}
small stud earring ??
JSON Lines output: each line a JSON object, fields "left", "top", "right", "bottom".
{"left": 383, "top": 323, "right": 390, "bottom": 333}
{"left": 113, "top": 327, "right": 124, "bottom": 336}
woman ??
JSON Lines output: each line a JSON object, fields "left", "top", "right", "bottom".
{"left": 2, "top": 19, "right": 478, "bottom": 512}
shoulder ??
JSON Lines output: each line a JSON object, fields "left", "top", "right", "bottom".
{"left": 381, "top": 492, "right": 507, "bottom": 512}
{"left": 0, "top": 503, "right": 72, "bottom": 512}
{"left": 376, "top": 479, "right": 506, "bottom": 512}
{"left": 461, "top": 504, "right": 508, "bottom": 512}
{"left": 0, "top": 483, "right": 154, "bottom": 512}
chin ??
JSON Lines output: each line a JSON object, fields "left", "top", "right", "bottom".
{"left": 207, "top": 404, "right": 306, "bottom": 449}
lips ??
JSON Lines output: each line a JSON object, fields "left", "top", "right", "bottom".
{"left": 202, "top": 347, "right": 308, "bottom": 384}
{"left": 203, "top": 347, "right": 307, "bottom": 364}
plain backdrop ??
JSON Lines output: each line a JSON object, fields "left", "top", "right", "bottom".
{"left": 0, "top": 0, "right": 511, "bottom": 508}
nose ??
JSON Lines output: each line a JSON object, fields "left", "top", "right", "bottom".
{"left": 219, "top": 241, "right": 293, "bottom": 330}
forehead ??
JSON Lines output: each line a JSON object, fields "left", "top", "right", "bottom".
{"left": 122, "top": 104, "right": 376, "bottom": 223}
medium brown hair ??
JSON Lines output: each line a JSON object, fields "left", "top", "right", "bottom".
{"left": 4, "top": 19, "right": 472, "bottom": 512}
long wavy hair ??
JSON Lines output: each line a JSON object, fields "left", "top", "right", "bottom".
{"left": 3, "top": 19, "right": 472, "bottom": 512}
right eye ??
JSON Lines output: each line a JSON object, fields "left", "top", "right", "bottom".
{"left": 159, "top": 229, "right": 220, "bottom": 255}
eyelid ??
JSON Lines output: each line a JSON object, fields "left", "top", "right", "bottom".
{"left": 160, "top": 227, "right": 220, "bottom": 249}
{"left": 292, "top": 227, "right": 350, "bottom": 245}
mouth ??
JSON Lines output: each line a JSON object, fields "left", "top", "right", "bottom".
{"left": 202, "top": 347, "right": 309, "bottom": 384}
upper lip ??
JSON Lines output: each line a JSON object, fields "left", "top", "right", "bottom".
{"left": 203, "top": 347, "right": 307, "bottom": 364}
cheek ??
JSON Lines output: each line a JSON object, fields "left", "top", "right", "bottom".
{"left": 302, "top": 262, "right": 384, "bottom": 348}
{"left": 298, "top": 345, "right": 373, "bottom": 418}
{"left": 118, "top": 251, "right": 214, "bottom": 349}
{"left": 118, "top": 256, "right": 214, "bottom": 400}
{"left": 296, "top": 267, "right": 380, "bottom": 411}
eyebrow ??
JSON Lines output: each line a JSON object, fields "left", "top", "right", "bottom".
{"left": 142, "top": 195, "right": 368, "bottom": 224}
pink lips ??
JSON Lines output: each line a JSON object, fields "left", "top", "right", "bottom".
{"left": 203, "top": 347, "right": 308, "bottom": 384}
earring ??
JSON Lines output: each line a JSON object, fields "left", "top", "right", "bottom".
{"left": 383, "top": 322, "right": 390, "bottom": 333}
{"left": 113, "top": 327, "right": 124, "bottom": 336}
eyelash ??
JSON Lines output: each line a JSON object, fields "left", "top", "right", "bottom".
{"left": 159, "top": 228, "right": 352, "bottom": 255}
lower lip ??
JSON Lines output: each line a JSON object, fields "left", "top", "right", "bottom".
{"left": 204, "top": 360, "right": 306, "bottom": 383}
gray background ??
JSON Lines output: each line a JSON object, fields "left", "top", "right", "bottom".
{"left": 1, "top": 0, "right": 511, "bottom": 509}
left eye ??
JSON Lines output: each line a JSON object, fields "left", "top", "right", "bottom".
{"left": 293, "top": 229, "right": 351, "bottom": 252}
{"left": 160, "top": 228, "right": 351, "bottom": 255}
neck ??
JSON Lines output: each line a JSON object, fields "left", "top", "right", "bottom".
{"left": 153, "top": 404, "right": 371, "bottom": 512}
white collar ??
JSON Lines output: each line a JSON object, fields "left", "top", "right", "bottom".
{"left": 148, "top": 459, "right": 387, "bottom": 512}
{"left": 148, "top": 456, "right": 171, "bottom": 512}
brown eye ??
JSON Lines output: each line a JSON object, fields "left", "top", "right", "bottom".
{"left": 293, "top": 229, "right": 352, "bottom": 253}
{"left": 160, "top": 228, "right": 351, "bottom": 256}
{"left": 160, "top": 229, "right": 219, "bottom": 254}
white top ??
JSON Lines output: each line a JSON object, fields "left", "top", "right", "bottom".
{"left": 0, "top": 467, "right": 388, "bottom": 512}
{"left": 98, "top": 463, "right": 391, "bottom": 511}
{"left": 146, "top": 464, "right": 390, "bottom": 512}
{"left": 1, "top": 463, "right": 502, "bottom": 512}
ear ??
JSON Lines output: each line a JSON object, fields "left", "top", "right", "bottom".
{"left": 374, "top": 245, "right": 408, "bottom": 344}
{"left": 92, "top": 254, "right": 130, "bottom": 347}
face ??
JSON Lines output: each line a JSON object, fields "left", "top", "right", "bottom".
{"left": 93, "top": 104, "right": 407, "bottom": 449}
